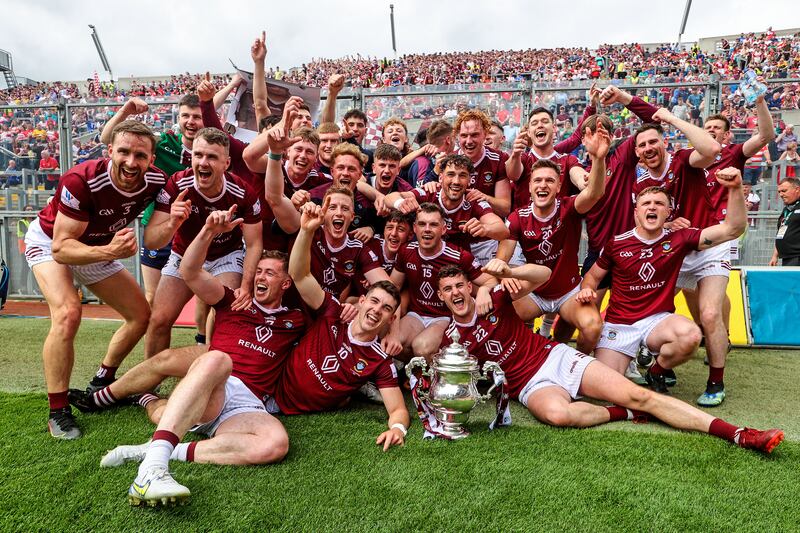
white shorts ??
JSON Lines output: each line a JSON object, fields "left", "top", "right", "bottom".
{"left": 596, "top": 312, "right": 671, "bottom": 358}
{"left": 519, "top": 344, "right": 594, "bottom": 406}
{"left": 529, "top": 284, "right": 580, "bottom": 314}
{"left": 470, "top": 239, "right": 499, "bottom": 266}
{"left": 507, "top": 243, "right": 528, "bottom": 267}
{"left": 677, "top": 242, "right": 731, "bottom": 290}
{"left": 23, "top": 218, "right": 125, "bottom": 286}
{"left": 192, "top": 375, "right": 267, "bottom": 437}
{"left": 405, "top": 312, "right": 450, "bottom": 329}
{"left": 161, "top": 248, "right": 244, "bottom": 279}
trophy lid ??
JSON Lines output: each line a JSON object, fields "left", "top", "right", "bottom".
{"left": 434, "top": 328, "right": 478, "bottom": 372}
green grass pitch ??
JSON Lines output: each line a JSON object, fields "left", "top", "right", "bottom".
{"left": 1, "top": 317, "right": 799, "bottom": 531}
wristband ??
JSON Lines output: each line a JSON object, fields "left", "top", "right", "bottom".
{"left": 393, "top": 198, "right": 405, "bottom": 210}
{"left": 390, "top": 423, "right": 407, "bottom": 436}
{"left": 268, "top": 152, "right": 282, "bottom": 161}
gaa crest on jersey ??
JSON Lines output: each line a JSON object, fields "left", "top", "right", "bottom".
{"left": 61, "top": 187, "right": 80, "bottom": 209}
{"left": 156, "top": 189, "right": 170, "bottom": 204}
{"left": 486, "top": 313, "right": 498, "bottom": 326}
{"left": 661, "top": 242, "right": 672, "bottom": 253}
{"left": 284, "top": 320, "right": 294, "bottom": 329}
{"left": 483, "top": 172, "right": 493, "bottom": 183}
{"left": 353, "top": 215, "right": 361, "bottom": 227}
{"left": 344, "top": 260, "right": 355, "bottom": 273}
{"left": 352, "top": 358, "right": 368, "bottom": 375}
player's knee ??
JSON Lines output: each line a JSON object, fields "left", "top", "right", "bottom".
{"left": 51, "top": 303, "right": 82, "bottom": 338}
{"left": 541, "top": 408, "right": 574, "bottom": 428}
{"left": 581, "top": 315, "right": 602, "bottom": 342}
{"left": 411, "top": 335, "right": 436, "bottom": 358}
{"left": 679, "top": 324, "right": 702, "bottom": 353}
{"left": 128, "top": 306, "right": 151, "bottom": 334}
{"left": 248, "top": 430, "right": 289, "bottom": 464}
{"left": 193, "top": 350, "right": 232, "bottom": 379}
{"left": 699, "top": 305, "right": 723, "bottom": 327}
{"left": 626, "top": 386, "right": 654, "bottom": 410}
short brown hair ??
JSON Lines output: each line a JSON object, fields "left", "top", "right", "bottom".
{"left": 111, "top": 120, "right": 156, "bottom": 152}
{"left": 437, "top": 265, "right": 467, "bottom": 283}
{"left": 706, "top": 114, "right": 731, "bottom": 131}
{"left": 323, "top": 185, "right": 355, "bottom": 205}
{"left": 260, "top": 250, "right": 289, "bottom": 272}
{"left": 455, "top": 109, "right": 491, "bottom": 135}
{"left": 317, "top": 122, "right": 341, "bottom": 135}
{"left": 365, "top": 280, "right": 401, "bottom": 311}
{"left": 580, "top": 114, "right": 613, "bottom": 134}
{"left": 294, "top": 127, "right": 320, "bottom": 147}
{"left": 382, "top": 118, "right": 408, "bottom": 135}
{"left": 438, "top": 153, "right": 474, "bottom": 175}
{"left": 531, "top": 158, "right": 562, "bottom": 177}
{"left": 426, "top": 120, "right": 454, "bottom": 146}
{"left": 634, "top": 123, "right": 665, "bottom": 144}
{"left": 179, "top": 94, "right": 200, "bottom": 109}
{"left": 386, "top": 209, "right": 414, "bottom": 227}
{"left": 195, "top": 127, "right": 230, "bottom": 154}
{"left": 417, "top": 202, "right": 445, "bottom": 220}
{"left": 331, "top": 143, "right": 367, "bottom": 167}
{"left": 374, "top": 143, "right": 402, "bottom": 162}
{"left": 635, "top": 185, "right": 672, "bottom": 204}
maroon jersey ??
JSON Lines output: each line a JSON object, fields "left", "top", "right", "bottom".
{"left": 273, "top": 293, "right": 397, "bottom": 414}
{"left": 633, "top": 149, "right": 713, "bottom": 228}
{"left": 410, "top": 188, "right": 494, "bottom": 249}
{"left": 442, "top": 286, "right": 557, "bottom": 397}
{"left": 584, "top": 96, "right": 658, "bottom": 252}
{"left": 38, "top": 159, "right": 166, "bottom": 245}
{"left": 513, "top": 151, "right": 582, "bottom": 210}
{"left": 283, "top": 164, "right": 330, "bottom": 194}
{"left": 461, "top": 146, "right": 509, "bottom": 196}
{"left": 596, "top": 228, "right": 702, "bottom": 324}
{"left": 353, "top": 237, "right": 395, "bottom": 296}
{"left": 155, "top": 170, "right": 261, "bottom": 259}
{"left": 313, "top": 160, "right": 333, "bottom": 181}
{"left": 394, "top": 241, "right": 482, "bottom": 317}
{"left": 309, "top": 228, "right": 382, "bottom": 297}
{"left": 706, "top": 143, "right": 748, "bottom": 223}
{"left": 211, "top": 288, "right": 307, "bottom": 399}
{"left": 506, "top": 196, "right": 582, "bottom": 299}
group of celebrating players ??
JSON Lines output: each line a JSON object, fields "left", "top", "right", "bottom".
{"left": 22, "top": 35, "right": 785, "bottom": 507}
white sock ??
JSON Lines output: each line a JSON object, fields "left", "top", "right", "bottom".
{"left": 171, "top": 443, "right": 191, "bottom": 462}
{"left": 539, "top": 317, "right": 555, "bottom": 337}
{"left": 137, "top": 439, "right": 174, "bottom": 477}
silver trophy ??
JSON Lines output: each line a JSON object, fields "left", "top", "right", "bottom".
{"left": 408, "top": 329, "right": 505, "bottom": 439}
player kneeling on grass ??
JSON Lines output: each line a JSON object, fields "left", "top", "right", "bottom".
{"left": 112, "top": 208, "right": 305, "bottom": 507}
{"left": 438, "top": 264, "right": 784, "bottom": 454}
{"left": 579, "top": 168, "right": 747, "bottom": 393}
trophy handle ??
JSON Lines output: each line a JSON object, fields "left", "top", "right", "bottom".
{"left": 481, "top": 361, "right": 506, "bottom": 399}
{"left": 407, "top": 356, "right": 429, "bottom": 377}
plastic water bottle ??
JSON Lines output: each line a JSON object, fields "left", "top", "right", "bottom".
{"left": 740, "top": 69, "right": 767, "bottom": 105}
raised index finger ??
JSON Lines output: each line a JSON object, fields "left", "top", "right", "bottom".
{"left": 176, "top": 188, "right": 190, "bottom": 201}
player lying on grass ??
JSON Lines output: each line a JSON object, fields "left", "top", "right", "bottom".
{"left": 579, "top": 168, "right": 747, "bottom": 394}
{"left": 437, "top": 264, "right": 784, "bottom": 454}
{"left": 118, "top": 208, "right": 304, "bottom": 507}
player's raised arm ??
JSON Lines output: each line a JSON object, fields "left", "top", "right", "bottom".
{"left": 698, "top": 167, "right": 747, "bottom": 250}
{"left": 481, "top": 258, "right": 552, "bottom": 299}
{"left": 264, "top": 102, "right": 304, "bottom": 233}
{"left": 574, "top": 119, "right": 610, "bottom": 214}
{"left": 653, "top": 108, "right": 721, "bottom": 168}
{"left": 321, "top": 74, "right": 345, "bottom": 125}
{"left": 743, "top": 90, "right": 776, "bottom": 158}
{"left": 144, "top": 187, "right": 191, "bottom": 250}
{"left": 99, "top": 98, "right": 149, "bottom": 145}
{"left": 251, "top": 31, "right": 270, "bottom": 125}
{"left": 288, "top": 199, "right": 328, "bottom": 311}
{"left": 179, "top": 208, "right": 243, "bottom": 306}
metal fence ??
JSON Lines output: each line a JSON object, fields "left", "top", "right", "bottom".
{"left": 0, "top": 80, "right": 796, "bottom": 299}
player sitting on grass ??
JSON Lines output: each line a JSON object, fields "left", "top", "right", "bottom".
{"left": 579, "top": 168, "right": 747, "bottom": 393}
{"left": 437, "top": 264, "right": 784, "bottom": 454}
{"left": 110, "top": 208, "right": 305, "bottom": 507}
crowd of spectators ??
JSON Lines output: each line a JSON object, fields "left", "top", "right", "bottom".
{"left": 2, "top": 28, "right": 800, "bottom": 186}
